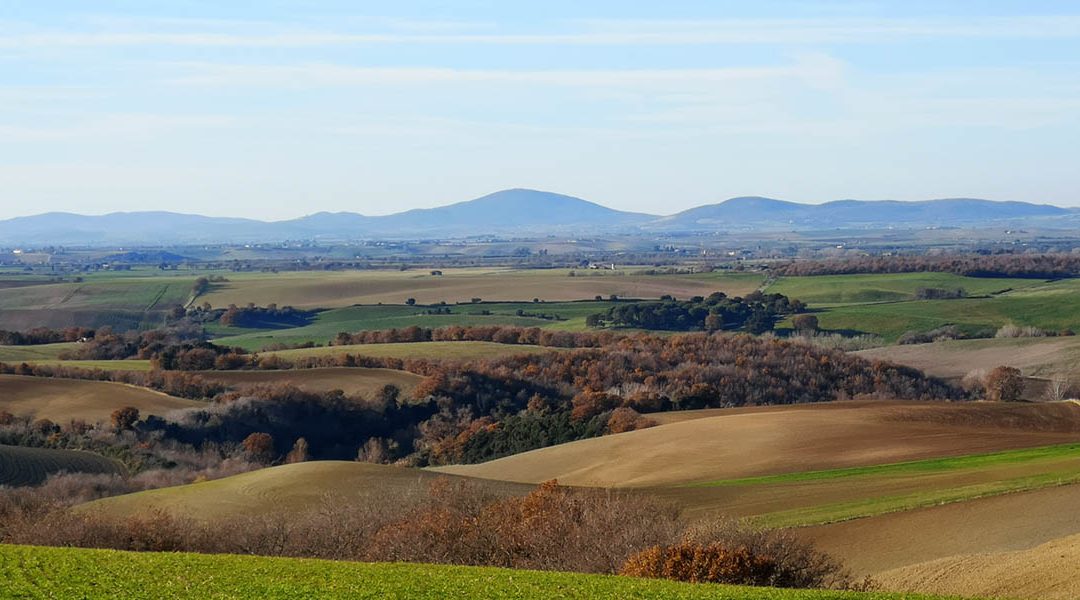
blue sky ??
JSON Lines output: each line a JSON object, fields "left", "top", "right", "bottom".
{"left": 2, "top": 1, "right": 1079, "bottom": 219}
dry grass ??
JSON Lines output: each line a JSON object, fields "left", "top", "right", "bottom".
{"left": 855, "top": 336, "right": 1080, "bottom": 380}
{"left": 195, "top": 367, "right": 423, "bottom": 397}
{"left": 0, "top": 374, "right": 203, "bottom": 423}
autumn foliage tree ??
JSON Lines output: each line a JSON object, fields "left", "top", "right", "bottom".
{"left": 985, "top": 365, "right": 1025, "bottom": 401}
{"left": 110, "top": 406, "right": 140, "bottom": 431}
{"left": 242, "top": 432, "right": 275, "bottom": 462}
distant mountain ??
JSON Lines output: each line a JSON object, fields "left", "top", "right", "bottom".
{"left": 652, "top": 197, "right": 1073, "bottom": 231}
{"left": 0, "top": 211, "right": 270, "bottom": 245}
{"left": 369, "top": 189, "right": 654, "bottom": 234}
{"left": 0, "top": 191, "right": 1074, "bottom": 246}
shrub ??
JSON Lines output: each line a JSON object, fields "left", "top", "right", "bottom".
{"left": 620, "top": 543, "right": 777, "bottom": 586}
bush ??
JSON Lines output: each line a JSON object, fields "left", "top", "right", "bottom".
{"left": 620, "top": 543, "right": 777, "bottom": 586}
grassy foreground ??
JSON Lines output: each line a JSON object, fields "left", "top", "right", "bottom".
{"left": 0, "top": 545, "right": 954, "bottom": 600}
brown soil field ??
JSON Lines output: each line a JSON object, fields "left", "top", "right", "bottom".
{"left": 0, "top": 375, "right": 203, "bottom": 423}
{"left": 200, "top": 269, "right": 762, "bottom": 309}
{"left": 197, "top": 367, "right": 423, "bottom": 397}
{"left": 856, "top": 336, "right": 1080, "bottom": 380}
{"left": 876, "top": 529, "right": 1080, "bottom": 600}
{"left": 434, "top": 401, "right": 1080, "bottom": 488}
{"left": 803, "top": 482, "right": 1080, "bottom": 579}
{"left": 83, "top": 461, "right": 532, "bottom": 521}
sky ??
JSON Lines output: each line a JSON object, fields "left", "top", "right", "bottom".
{"left": 2, "top": 1, "right": 1080, "bottom": 220}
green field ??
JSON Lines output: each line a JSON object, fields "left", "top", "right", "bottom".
{"left": 687, "top": 443, "right": 1080, "bottom": 528}
{"left": 265, "top": 341, "right": 558, "bottom": 361}
{"left": 0, "top": 445, "right": 123, "bottom": 486}
{"left": 0, "top": 544, "right": 952, "bottom": 599}
{"left": 212, "top": 301, "right": 620, "bottom": 350}
{"left": 694, "top": 443, "right": 1080, "bottom": 487}
{"left": 768, "top": 274, "right": 1080, "bottom": 341}
{"left": 0, "top": 343, "right": 77, "bottom": 362}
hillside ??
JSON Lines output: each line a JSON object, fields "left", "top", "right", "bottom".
{"left": 0, "top": 374, "right": 203, "bottom": 423}
{"left": 878, "top": 529, "right": 1080, "bottom": 600}
{"left": 0, "top": 445, "right": 123, "bottom": 486}
{"left": 84, "top": 461, "right": 530, "bottom": 521}
{"left": 434, "top": 401, "right": 1080, "bottom": 487}
{"left": 195, "top": 367, "right": 423, "bottom": 397}
{"left": 0, "top": 544, "right": 948, "bottom": 600}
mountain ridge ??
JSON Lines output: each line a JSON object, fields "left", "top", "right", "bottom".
{"left": 0, "top": 189, "right": 1075, "bottom": 245}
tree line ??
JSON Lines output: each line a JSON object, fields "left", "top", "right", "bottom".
{"left": 588, "top": 291, "right": 805, "bottom": 333}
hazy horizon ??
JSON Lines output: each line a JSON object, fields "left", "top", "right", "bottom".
{"left": 4, "top": 1, "right": 1080, "bottom": 219}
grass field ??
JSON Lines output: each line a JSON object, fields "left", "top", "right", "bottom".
{"left": 196, "top": 367, "right": 423, "bottom": 397}
{"left": 0, "top": 272, "right": 198, "bottom": 331}
{"left": 0, "top": 445, "right": 122, "bottom": 486}
{"left": 264, "top": 341, "right": 558, "bottom": 361}
{"left": 767, "top": 273, "right": 1042, "bottom": 305}
{"left": 856, "top": 336, "right": 1080, "bottom": 380}
{"left": 211, "top": 301, "right": 619, "bottom": 350}
{"left": 767, "top": 275, "right": 1080, "bottom": 342}
{"left": 198, "top": 268, "right": 764, "bottom": 310}
{"left": 0, "top": 544, "right": 950, "bottom": 600}
{"left": 84, "top": 461, "right": 531, "bottom": 521}
{"left": 0, "top": 343, "right": 76, "bottom": 362}
{"left": 0, "top": 374, "right": 202, "bottom": 422}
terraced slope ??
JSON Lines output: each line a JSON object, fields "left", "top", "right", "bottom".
{"left": 0, "top": 445, "right": 122, "bottom": 486}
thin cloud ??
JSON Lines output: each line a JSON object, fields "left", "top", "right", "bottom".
{"left": 3, "top": 15, "right": 1080, "bottom": 48}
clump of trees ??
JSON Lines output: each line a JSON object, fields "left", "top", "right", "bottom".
{"left": 0, "top": 327, "right": 94, "bottom": 346}
{"left": 914, "top": 287, "right": 966, "bottom": 300}
{"left": 219, "top": 303, "right": 314, "bottom": 328}
{"left": 589, "top": 291, "right": 805, "bottom": 333}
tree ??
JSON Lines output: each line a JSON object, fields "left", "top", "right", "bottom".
{"left": 585, "top": 313, "right": 603, "bottom": 328}
{"left": 791, "top": 314, "right": 819, "bottom": 333}
{"left": 704, "top": 314, "right": 723, "bottom": 332}
{"left": 242, "top": 432, "right": 275, "bottom": 462}
{"left": 1043, "top": 372, "right": 1073, "bottom": 402}
{"left": 110, "top": 406, "right": 140, "bottom": 430}
{"left": 285, "top": 437, "right": 310, "bottom": 463}
{"left": 985, "top": 366, "right": 1024, "bottom": 401}
{"left": 405, "top": 298, "right": 416, "bottom": 306}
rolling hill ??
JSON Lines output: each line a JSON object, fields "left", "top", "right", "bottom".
{"left": 1, "top": 190, "right": 1074, "bottom": 245}
{"left": 433, "top": 401, "right": 1080, "bottom": 487}
{"left": 84, "top": 461, "right": 531, "bottom": 521}
{"left": 0, "top": 374, "right": 203, "bottom": 423}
